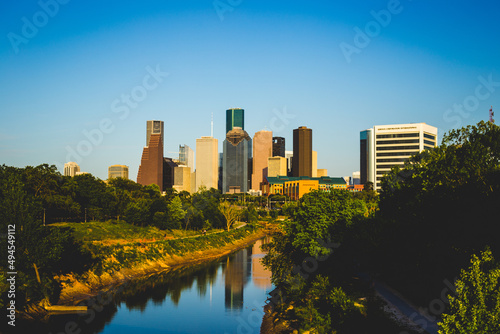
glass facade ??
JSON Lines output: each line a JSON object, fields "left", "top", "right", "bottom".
{"left": 226, "top": 108, "right": 244, "bottom": 134}
{"left": 223, "top": 130, "right": 252, "bottom": 194}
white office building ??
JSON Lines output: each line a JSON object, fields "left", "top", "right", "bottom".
{"left": 360, "top": 123, "right": 438, "bottom": 191}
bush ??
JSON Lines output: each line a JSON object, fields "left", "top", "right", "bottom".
{"left": 439, "top": 249, "right": 500, "bottom": 334}
{"left": 257, "top": 209, "right": 268, "bottom": 217}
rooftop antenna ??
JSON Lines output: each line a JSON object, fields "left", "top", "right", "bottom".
{"left": 211, "top": 112, "right": 214, "bottom": 137}
{"left": 489, "top": 106, "right": 495, "bottom": 123}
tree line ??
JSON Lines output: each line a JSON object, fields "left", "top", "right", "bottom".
{"left": 0, "top": 164, "right": 263, "bottom": 315}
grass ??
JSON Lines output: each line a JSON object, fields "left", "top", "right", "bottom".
{"left": 49, "top": 220, "right": 260, "bottom": 275}
{"left": 49, "top": 220, "right": 223, "bottom": 244}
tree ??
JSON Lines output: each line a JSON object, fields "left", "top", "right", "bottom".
{"left": 219, "top": 201, "right": 240, "bottom": 231}
{"left": 0, "top": 167, "right": 93, "bottom": 307}
{"left": 262, "top": 190, "right": 368, "bottom": 333}
{"left": 375, "top": 121, "right": 500, "bottom": 302}
{"left": 439, "top": 249, "right": 500, "bottom": 334}
{"left": 167, "top": 196, "right": 186, "bottom": 229}
{"left": 124, "top": 199, "right": 151, "bottom": 226}
{"left": 362, "top": 181, "right": 373, "bottom": 192}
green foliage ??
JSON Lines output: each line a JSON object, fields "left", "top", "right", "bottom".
{"left": 124, "top": 198, "right": 151, "bottom": 226}
{"left": 262, "top": 190, "right": 371, "bottom": 333}
{"left": 240, "top": 205, "right": 259, "bottom": 224}
{"left": 281, "top": 201, "right": 297, "bottom": 216}
{"left": 88, "top": 225, "right": 257, "bottom": 273}
{"left": 57, "top": 220, "right": 165, "bottom": 242}
{"left": 291, "top": 190, "right": 366, "bottom": 258}
{"left": 153, "top": 212, "right": 171, "bottom": 229}
{"left": 257, "top": 209, "right": 268, "bottom": 217}
{"left": 439, "top": 249, "right": 500, "bottom": 334}
{"left": 166, "top": 196, "right": 186, "bottom": 229}
{"left": 376, "top": 121, "right": 500, "bottom": 302}
{"left": 0, "top": 166, "right": 93, "bottom": 308}
{"left": 0, "top": 271, "right": 7, "bottom": 309}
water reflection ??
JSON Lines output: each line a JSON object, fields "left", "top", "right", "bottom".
{"left": 10, "top": 238, "right": 272, "bottom": 334}
{"left": 252, "top": 238, "right": 272, "bottom": 289}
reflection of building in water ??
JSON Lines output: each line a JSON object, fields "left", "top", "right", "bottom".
{"left": 251, "top": 238, "right": 272, "bottom": 289}
{"left": 224, "top": 249, "right": 248, "bottom": 310}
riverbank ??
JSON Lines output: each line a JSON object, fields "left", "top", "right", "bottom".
{"left": 22, "top": 224, "right": 270, "bottom": 321}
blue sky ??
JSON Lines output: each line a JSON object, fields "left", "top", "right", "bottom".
{"left": 1, "top": 0, "right": 499, "bottom": 180}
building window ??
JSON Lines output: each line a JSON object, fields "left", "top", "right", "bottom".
{"left": 376, "top": 139, "right": 420, "bottom": 145}
{"left": 376, "top": 145, "right": 420, "bottom": 151}
{"left": 376, "top": 133, "right": 419, "bottom": 139}
{"left": 376, "top": 152, "right": 414, "bottom": 157}
{"left": 376, "top": 158, "right": 410, "bottom": 163}
{"left": 424, "top": 133, "right": 435, "bottom": 140}
{"left": 424, "top": 139, "right": 435, "bottom": 146}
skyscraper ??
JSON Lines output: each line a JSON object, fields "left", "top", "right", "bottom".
{"left": 361, "top": 123, "right": 438, "bottom": 191}
{"left": 64, "top": 162, "right": 80, "bottom": 177}
{"left": 285, "top": 151, "right": 293, "bottom": 176}
{"left": 226, "top": 108, "right": 244, "bottom": 134}
{"left": 179, "top": 145, "right": 194, "bottom": 171}
{"left": 163, "top": 157, "right": 178, "bottom": 190}
{"left": 252, "top": 130, "right": 273, "bottom": 191}
{"left": 196, "top": 136, "right": 218, "bottom": 191}
{"left": 312, "top": 151, "right": 318, "bottom": 177}
{"left": 137, "top": 120, "right": 164, "bottom": 191}
{"left": 272, "top": 137, "right": 285, "bottom": 157}
{"left": 146, "top": 120, "right": 164, "bottom": 146}
{"left": 292, "top": 126, "right": 313, "bottom": 177}
{"left": 223, "top": 127, "right": 252, "bottom": 193}
{"left": 108, "top": 165, "right": 129, "bottom": 179}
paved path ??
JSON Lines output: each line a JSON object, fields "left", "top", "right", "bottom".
{"left": 373, "top": 280, "right": 439, "bottom": 334}
{"left": 356, "top": 273, "right": 439, "bottom": 334}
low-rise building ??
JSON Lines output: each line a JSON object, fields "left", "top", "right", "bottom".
{"left": 262, "top": 175, "right": 347, "bottom": 200}
{"left": 108, "top": 165, "right": 129, "bottom": 179}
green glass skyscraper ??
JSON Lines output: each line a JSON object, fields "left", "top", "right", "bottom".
{"left": 226, "top": 108, "right": 244, "bottom": 134}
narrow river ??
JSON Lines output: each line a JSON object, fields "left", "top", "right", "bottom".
{"left": 30, "top": 237, "right": 273, "bottom": 334}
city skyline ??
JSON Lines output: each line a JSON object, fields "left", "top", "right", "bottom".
{"left": 1, "top": 2, "right": 499, "bottom": 180}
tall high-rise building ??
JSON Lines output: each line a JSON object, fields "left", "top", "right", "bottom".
{"left": 218, "top": 152, "right": 223, "bottom": 191}
{"left": 146, "top": 120, "right": 164, "bottom": 146}
{"left": 137, "top": 120, "right": 164, "bottom": 191}
{"left": 226, "top": 108, "right": 244, "bottom": 134}
{"left": 108, "top": 165, "right": 129, "bottom": 179}
{"left": 361, "top": 123, "right": 438, "bottom": 191}
{"left": 252, "top": 130, "right": 273, "bottom": 190}
{"left": 163, "top": 157, "right": 178, "bottom": 190}
{"left": 179, "top": 145, "right": 194, "bottom": 171}
{"left": 285, "top": 151, "right": 293, "bottom": 176}
{"left": 272, "top": 137, "right": 285, "bottom": 157}
{"left": 64, "top": 162, "right": 80, "bottom": 177}
{"left": 223, "top": 127, "right": 252, "bottom": 193}
{"left": 312, "top": 151, "right": 318, "bottom": 177}
{"left": 196, "top": 136, "right": 219, "bottom": 191}
{"left": 292, "top": 126, "right": 313, "bottom": 177}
